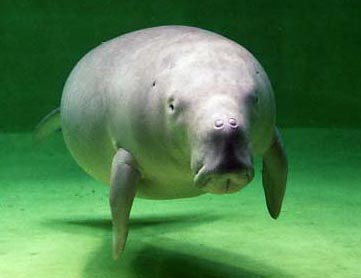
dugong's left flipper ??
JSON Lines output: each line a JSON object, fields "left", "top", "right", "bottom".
{"left": 262, "top": 127, "right": 288, "bottom": 219}
{"left": 33, "top": 108, "right": 61, "bottom": 145}
{"left": 109, "top": 149, "right": 140, "bottom": 260}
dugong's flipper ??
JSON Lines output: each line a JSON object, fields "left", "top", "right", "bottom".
{"left": 109, "top": 149, "right": 140, "bottom": 260}
{"left": 262, "top": 127, "right": 288, "bottom": 219}
{"left": 33, "top": 108, "right": 61, "bottom": 145}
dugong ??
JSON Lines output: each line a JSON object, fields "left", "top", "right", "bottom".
{"left": 36, "top": 26, "right": 288, "bottom": 259}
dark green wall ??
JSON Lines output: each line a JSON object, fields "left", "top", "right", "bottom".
{"left": 1, "top": 0, "right": 360, "bottom": 131}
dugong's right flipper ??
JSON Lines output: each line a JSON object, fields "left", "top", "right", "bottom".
{"left": 110, "top": 149, "right": 140, "bottom": 260}
{"left": 262, "top": 127, "right": 288, "bottom": 219}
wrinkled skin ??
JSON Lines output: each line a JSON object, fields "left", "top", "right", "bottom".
{"left": 59, "top": 26, "right": 287, "bottom": 258}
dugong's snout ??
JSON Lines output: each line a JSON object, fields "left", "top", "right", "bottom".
{"left": 191, "top": 114, "right": 254, "bottom": 194}
{"left": 194, "top": 164, "right": 254, "bottom": 194}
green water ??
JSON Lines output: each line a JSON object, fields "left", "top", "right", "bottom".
{"left": 1, "top": 1, "right": 361, "bottom": 277}
{"left": 1, "top": 0, "right": 360, "bottom": 131}
{"left": 1, "top": 129, "right": 360, "bottom": 277}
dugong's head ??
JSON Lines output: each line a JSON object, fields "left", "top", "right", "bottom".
{"left": 189, "top": 93, "right": 256, "bottom": 194}
{"left": 155, "top": 45, "right": 273, "bottom": 195}
{"left": 167, "top": 89, "right": 256, "bottom": 195}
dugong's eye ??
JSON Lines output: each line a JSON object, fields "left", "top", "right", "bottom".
{"left": 167, "top": 96, "right": 176, "bottom": 113}
{"left": 168, "top": 103, "right": 175, "bottom": 113}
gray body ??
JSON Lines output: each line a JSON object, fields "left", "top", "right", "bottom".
{"left": 62, "top": 26, "right": 274, "bottom": 198}
{"left": 45, "top": 26, "right": 287, "bottom": 258}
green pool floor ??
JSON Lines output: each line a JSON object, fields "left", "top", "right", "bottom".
{"left": 1, "top": 128, "right": 360, "bottom": 278}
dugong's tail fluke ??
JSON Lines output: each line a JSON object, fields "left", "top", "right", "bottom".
{"left": 33, "top": 108, "right": 61, "bottom": 145}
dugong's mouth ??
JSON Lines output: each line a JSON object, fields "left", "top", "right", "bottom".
{"left": 193, "top": 166, "right": 211, "bottom": 187}
{"left": 193, "top": 165, "right": 254, "bottom": 194}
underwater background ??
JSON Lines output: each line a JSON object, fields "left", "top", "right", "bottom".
{"left": 1, "top": 1, "right": 360, "bottom": 277}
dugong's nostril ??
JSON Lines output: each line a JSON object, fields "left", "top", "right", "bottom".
{"left": 214, "top": 119, "right": 224, "bottom": 129}
{"left": 228, "top": 118, "right": 238, "bottom": 128}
